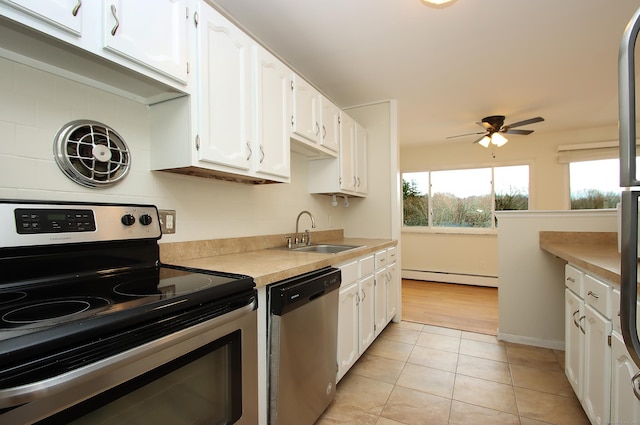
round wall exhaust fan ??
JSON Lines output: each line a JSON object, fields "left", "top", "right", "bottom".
{"left": 54, "top": 120, "right": 131, "bottom": 188}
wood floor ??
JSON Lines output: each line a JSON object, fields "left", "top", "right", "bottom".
{"left": 401, "top": 279, "right": 499, "bottom": 335}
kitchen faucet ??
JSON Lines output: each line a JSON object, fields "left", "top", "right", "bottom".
{"left": 295, "top": 210, "right": 316, "bottom": 245}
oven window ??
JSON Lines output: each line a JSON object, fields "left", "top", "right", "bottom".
{"left": 39, "top": 330, "right": 243, "bottom": 425}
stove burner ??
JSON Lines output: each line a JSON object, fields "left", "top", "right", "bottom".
{"left": 0, "top": 291, "right": 27, "bottom": 305}
{"left": 2, "top": 297, "right": 110, "bottom": 324}
{"left": 114, "top": 275, "right": 214, "bottom": 297}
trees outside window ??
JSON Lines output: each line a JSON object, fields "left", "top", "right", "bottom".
{"left": 569, "top": 159, "right": 620, "bottom": 209}
{"left": 402, "top": 165, "right": 529, "bottom": 229}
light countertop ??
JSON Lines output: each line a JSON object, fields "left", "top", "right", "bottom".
{"left": 160, "top": 231, "right": 396, "bottom": 287}
{"left": 539, "top": 231, "right": 624, "bottom": 285}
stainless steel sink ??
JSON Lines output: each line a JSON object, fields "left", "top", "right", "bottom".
{"left": 281, "top": 244, "right": 362, "bottom": 254}
{"left": 291, "top": 244, "right": 361, "bottom": 254}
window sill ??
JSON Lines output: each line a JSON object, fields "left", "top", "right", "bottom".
{"left": 401, "top": 226, "right": 498, "bottom": 236}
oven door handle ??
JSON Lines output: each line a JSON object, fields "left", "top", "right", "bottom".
{"left": 0, "top": 300, "right": 256, "bottom": 409}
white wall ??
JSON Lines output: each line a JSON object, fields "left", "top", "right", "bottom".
{"left": 0, "top": 56, "right": 362, "bottom": 242}
{"left": 496, "top": 209, "right": 617, "bottom": 349}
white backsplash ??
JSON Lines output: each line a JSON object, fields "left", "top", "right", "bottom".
{"left": 0, "top": 57, "right": 346, "bottom": 242}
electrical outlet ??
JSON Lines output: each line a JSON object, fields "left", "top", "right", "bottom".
{"left": 158, "top": 210, "right": 176, "bottom": 234}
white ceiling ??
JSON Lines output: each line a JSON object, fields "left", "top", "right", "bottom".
{"left": 208, "top": 0, "right": 640, "bottom": 147}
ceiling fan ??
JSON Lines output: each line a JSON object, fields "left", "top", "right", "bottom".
{"left": 447, "top": 115, "right": 545, "bottom": 148}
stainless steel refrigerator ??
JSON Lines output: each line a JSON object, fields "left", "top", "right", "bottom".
{"left": 618, "top": 5, "right": 640, "bottom": 379}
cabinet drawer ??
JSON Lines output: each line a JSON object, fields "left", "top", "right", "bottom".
{"left": 374, "top": 250, "right": 387, "bottom": 270}
{"left": 387, "top": 246, "right": 397, "bottom": 264}
{"left": 359, "top": 255, "right": 374, "bottom": 277}
{"left": 565, "top": 264, "right": 584, "bottom": 298}
{"left": 339, "top": 260, "right": 358, "bottom": 286}
{"left": 584, "top": 274, "right": 611, "bottom": 319}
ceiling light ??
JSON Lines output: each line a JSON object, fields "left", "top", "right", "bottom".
{"left": 491, "top": 132, "right": 508, "bottom": 147}
{"left": 479, "top": 135, "right": 491, "bottom": 148}
{"left": 421, "top": 0, "right": 456, "bottom": 6}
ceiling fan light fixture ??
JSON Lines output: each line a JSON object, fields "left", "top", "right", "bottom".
{"left": 491, "top": 132, "right": 508, "bottom": 147}
{"left": 421, "top": 0, "right": 457, "bottom": 7}
{"left": 479, "top": 135, "right": 491, "bottom": 148}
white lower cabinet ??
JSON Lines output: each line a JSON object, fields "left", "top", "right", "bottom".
{"left": 562, "top": 264, "right": 640, "bottom": 425}
{"left": 565, "top": 287, "right": 584, "bottom": 399}
{"left": 583, "top": 303, "right": 611, "bottom": 425}
{"left": 611, "top": 331, "right": 640, "bottom": 424}
{"left": 336, "top": 248, "right": 398, "bottom": 382}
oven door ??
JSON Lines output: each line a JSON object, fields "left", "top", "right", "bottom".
{"left": 0, "top": 300, "right": 258, "bottom": 425}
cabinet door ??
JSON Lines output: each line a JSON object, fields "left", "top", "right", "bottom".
{"left": 611, "top": 332, "right": 640, "bottom": 425}
{"left": 359, "top": 275, "right": 375, "bottom": 354}
{"left": 197, "top": 5, "right": 252, "bottom": 171}
{"left": 102, "top": 0, "right": 188, "bottom": 83}
{"left": 321, "top": 98, "right": 340, "bottom": 153}
{"left": 374, "top": 269, "right": 386, "bottom": 337}
{"left": 565, "top": 288, "right": 584, "bottom": 400}
{"left": 254, "top": 47, "right": 290, "bottom": 180}
{"left": 2, "top": 0, "right": 82, "bottom": 36}
{"left": 291, "top": 75, "right": 321, "bottom": 144}
{"left": 337, "top": 282, "right": 359, "bottom": 382}
{"left": 355, "top": 122, "right": 368, "bottom": 194}
{"left": 583, "top": 303, "right": 612, "bottom": 425}
{"left": 339, "top": 113, "right": 356, "bottom": 192}
{"left": 386, "top": 262, "right": 398, "bottom": 323}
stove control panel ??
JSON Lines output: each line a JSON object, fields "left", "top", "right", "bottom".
{"left": 16, "top": 208, "right": 97, "bottom": 234}
{"left": 0, "top": 201, "right": 162, "bottom": 247}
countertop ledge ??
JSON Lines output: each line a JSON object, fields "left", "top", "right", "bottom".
{"left": 160, "top": 230, "right": 397, "bottom": 287}
{"left": 539, "top": 231, "right": 624, "bottom": 285}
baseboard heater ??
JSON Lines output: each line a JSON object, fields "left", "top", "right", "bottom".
{"left": 401, "top": 269, "right": 498, "bottom": 288}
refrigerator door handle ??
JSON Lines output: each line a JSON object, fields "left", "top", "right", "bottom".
{"left": 619, "top": 7, "right": 640, "bottom": 187}
{"left": 620, "top": 191, "right": 640, "bottom": 368}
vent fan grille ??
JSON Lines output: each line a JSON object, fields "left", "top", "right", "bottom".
{"left": 54, "top": 120, "right": 131, "bottom": 188}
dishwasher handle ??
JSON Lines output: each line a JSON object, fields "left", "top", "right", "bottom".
{"left": 270, "top": 267, "right": 341, "bottom": 316}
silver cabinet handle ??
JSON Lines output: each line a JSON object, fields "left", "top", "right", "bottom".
{"left": 361, "top": 288, "right": 366, "bottom": 301}
{"left": 566, "top": 276, "right": 575, "bottom": 283}
{"left": 110, "top": 4, "right": 120, "bottom": 36}
{"left": 572, "top": 309, "right": 581, "bottom": 328}
{"left": 259, "top": 145, "right": 265, "bottom": 163}
{"left": 355, "top": 292, "right": 360, "bottom": 306}
{"left": 587, "top": 290, "right": 600, "bottom": 299}
{"left": 246, "top": 141, "right": 252, "bottom": 161}
{"left": 578, "top": 315, "right": 586, "bottom": 334}
{"left": 322, "top": 124, "right": 327, "bottom": 139}
{"left": 72, "top": 0, "right": 82, "bottom": 16}
{"left": 633, "top": 371, "right": 640, "bottom": 401}
{"left": 315, "top": 122, "right": 320, "bottom": 136}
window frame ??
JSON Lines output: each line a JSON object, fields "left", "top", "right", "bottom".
{"left": 401, "top": 162, "right": 531, "bottom": 234}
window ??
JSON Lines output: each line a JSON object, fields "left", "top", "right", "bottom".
{"left": 402, "top": 165, "right": 529, "bottom": 229}
{"left": 569, "top": 159, "right": 620, "bottom": 209}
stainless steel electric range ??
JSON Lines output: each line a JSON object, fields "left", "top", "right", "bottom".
{"left": 0, "top": 200, "right": 258, "bottom": 424}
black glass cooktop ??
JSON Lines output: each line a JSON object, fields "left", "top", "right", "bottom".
{"left": 0, "top": 264, "right": 254, "bottom": 344}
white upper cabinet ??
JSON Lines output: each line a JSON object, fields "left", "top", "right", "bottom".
{"left": 1, "top": 0, "right": 82, "bottom": 36}
{"left": 308, "top": 111, "right": 368, "bottom": 197}
{"left": 102, "top": 0, "right": 189, "bottom": 84}
{"left": 291, "top": 74, "right": 321, "bottom": 144}
{"left": 197, "top": 5, "right": 253, "bottom": 172}
{"left": 0, "top": 0, "right": 190, "bottom": 100}
{"left": 254, "top": 47, "right": 291, "bottom": 179}
{"left": 149, "top": 2, "right": 291, "bottom": 184}
{"left": 321, "top": 98, "right": 340, "bottom": 153}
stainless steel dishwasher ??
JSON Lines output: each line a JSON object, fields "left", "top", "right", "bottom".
{"left": 268, "top": 267, "right": 341, "bottom": 425}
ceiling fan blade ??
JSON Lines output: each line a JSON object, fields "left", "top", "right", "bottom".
{"left": 503, "top": 129, "right": 534, "bottom": 135}
{"left": 471, "top": 135, "right": 487, "bottom": 144}
{"left": 446, "top": 131, "right": 486, "bottom": 139}
{"left": 506, "top": 116, "right": 544, "bottom": 129}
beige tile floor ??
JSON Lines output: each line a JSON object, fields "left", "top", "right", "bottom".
{"left": 317, "top": 321, "right": 591, "bottom": 425}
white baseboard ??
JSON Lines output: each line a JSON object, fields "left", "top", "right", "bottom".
{"left": 402, "top": 270, "right": 498, "bottom": 288}
{"left": 497, "top": 330, "right": 565, "bottom": 350}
